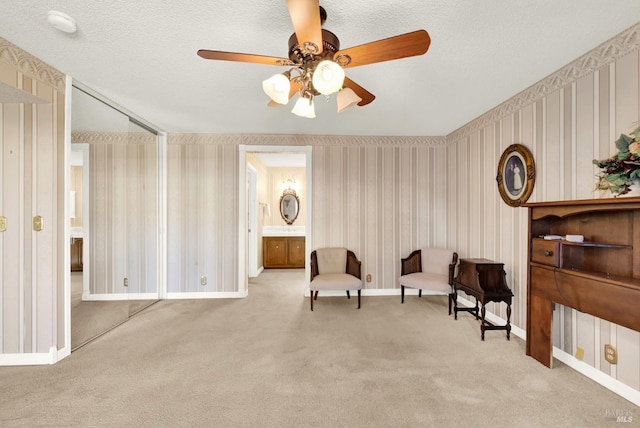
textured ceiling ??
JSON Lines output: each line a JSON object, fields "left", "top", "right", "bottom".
{"left": 1, "top": 1, "right": 640, "bottom": 136}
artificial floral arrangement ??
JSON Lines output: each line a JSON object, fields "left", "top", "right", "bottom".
{"left": 593, "top": 123, "right": 640, "bottom": 196}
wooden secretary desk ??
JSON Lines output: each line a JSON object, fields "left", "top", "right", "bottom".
{"left": 524, "top": 197, "right": 640, "bottom": 367}
{"left": 452, "top": 258, "right": 513, "bottom": 340}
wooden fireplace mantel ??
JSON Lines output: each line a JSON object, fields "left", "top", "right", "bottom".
{"left": 524, "top": 197, "right": 640, "bottom": 367}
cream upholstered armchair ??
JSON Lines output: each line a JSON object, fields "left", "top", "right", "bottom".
{"left": 399, "top": 248, "right": 458, "bottom": 313}
{"left": 309, "top": 248, "right": 362, "bottom": 311}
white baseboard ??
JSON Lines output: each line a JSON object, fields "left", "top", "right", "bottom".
{"left": 166, "top": 291, "right": 247, "bottom": 299}
{"left": 553, "top": 348, "right": 640, "bottom": 407}
{"left": 82, "top": 292, "right": 159, "bottom": 301}
{"left": 0, "top": 346, "right": 64, "bottom": 366}
{"left": 248, "top": 266, "right": 264, "bottom": 278}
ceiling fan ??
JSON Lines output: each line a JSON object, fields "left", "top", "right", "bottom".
{"left": 197, "top": 0, "right": 431, "bottom": 118}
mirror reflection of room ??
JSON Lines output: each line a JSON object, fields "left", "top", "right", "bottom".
{"left": 70, "top": 84, "right": 160, "bottom": 351}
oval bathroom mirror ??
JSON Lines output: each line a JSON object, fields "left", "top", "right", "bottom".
{"left": 279, "top": 190, "right": 299, "bottom": 225}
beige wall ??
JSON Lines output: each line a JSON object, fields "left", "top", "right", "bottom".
{"left": 447, "top": 24, "right": 640, "bottom": 391}
{"left": 311, "top": 143, "right": 449, "bottom": 288}
{"left": 0, "top": 37, "right": 66, "bottom": 356}
{"left": 166, "top": 139, "right": 238, "bottom": 293}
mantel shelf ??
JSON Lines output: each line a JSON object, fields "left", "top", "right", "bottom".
{"left": 526, "top": 198, "right": 640, "bottom": 368}
{"left": 559, "top": 240, "right": 631, "bottom": 249}
{"left": 530, "top": 262, "right": 640, "bottom": 289}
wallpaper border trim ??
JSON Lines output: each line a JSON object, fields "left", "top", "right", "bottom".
{"left": 448, "top": 22, "right": 640, "bottom": 142}
{"left": 0, "top": 37, "right": 65, "bottom": 92}
{"left": 72, "top": 132, "right": 156, "bottom": 145}
{"left": 168, "top": 133, "right": 447, "bottom": 147}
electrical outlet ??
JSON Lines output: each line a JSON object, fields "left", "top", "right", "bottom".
{"left": 200, "top": 276, "right": 207, "bottom": 286}
{"left": 123, "top": 277, "right": 129, "bottom": 287}
{"left": 575, "top": 346, "right": 584, "bottom": 361}
{"left": 604, "top": 344, "right": 618, "bottom": 364}
{"left": 366, "top": 274, "right": 372, "bottom": 283}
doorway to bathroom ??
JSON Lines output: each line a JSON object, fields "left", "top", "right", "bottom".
{"left": 238, "top": 145, "right": 312, "bottom": 296}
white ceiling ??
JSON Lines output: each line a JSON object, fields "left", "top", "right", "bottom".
{"left": 1, "top": 1, "right": 639, "bottom": 136}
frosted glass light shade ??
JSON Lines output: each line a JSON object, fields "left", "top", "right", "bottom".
{"left": 291, "top": 96, "right": 316, "bottom": 118}
{"left": 312, "top": 60, "right": 345, "bottom": 95}
{"left": 336, "top": 87, "right": 362, "bottom": 113}
{"left": 262, "top": 74, "right": 291, "bottom": 105}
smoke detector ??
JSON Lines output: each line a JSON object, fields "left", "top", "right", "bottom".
{"left": 47, "top": 11, "right": 77, "bottom": 34}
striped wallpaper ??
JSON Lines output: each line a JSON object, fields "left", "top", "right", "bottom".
{"left": 1, "top": 20, "right": 639, "bottom": 401}
{"left": 0, "top": 37, "right": 66, "bottom": 357}
{"left": 447, "top": 25, "right": 640, "bottom": 390}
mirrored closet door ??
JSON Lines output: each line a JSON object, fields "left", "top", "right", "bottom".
{"left": 70, "top": 83, "right": 159, "bottom": 350}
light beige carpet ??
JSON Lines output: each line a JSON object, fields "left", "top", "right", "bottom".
{"left": 0, "top": 269, "right": 636, "bottom": 427}
{"left": 71, "top": 272, "right": 158, "bottom": 350}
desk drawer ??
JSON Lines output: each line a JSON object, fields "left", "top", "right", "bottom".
{"left": 531, "top": 238, "right": 559, "bottom": 267}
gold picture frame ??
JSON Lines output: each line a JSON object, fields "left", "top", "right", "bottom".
{"left": 496, "top": 144, "right": 535, "bottom": 207}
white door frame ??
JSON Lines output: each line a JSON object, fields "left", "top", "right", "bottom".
{"left": 69, "top": 143, "right": 91, "bottom": 299}
{"left": 247, "top": 163, "right": 258, "bottom": 278}
{"left": 238, "top": 145, "right": 312, "bottom": 295}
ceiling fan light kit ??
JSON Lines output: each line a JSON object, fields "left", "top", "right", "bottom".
{"left": 337, "top": 87, "right": 362, "bottom": 113}
{"left": 198, "top": 1, "right": 431, "bottom": 118}
{"left": 262, "top": 73, "right": 292, "bottom": 105}
{"left": 291, "top": 96, "right": 316, "bottom": 118}
{"left": 311, "top": 60, "right": 345, "bottom": 95}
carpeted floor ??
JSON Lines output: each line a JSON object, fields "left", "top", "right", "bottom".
{"left": 0, "top": 269, "right": 637, "bottom": 427}
{"left": 71, "top": 272, "right": 158, "bottom": 350}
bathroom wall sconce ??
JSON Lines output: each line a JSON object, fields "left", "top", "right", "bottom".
{"left": 281, "top": 175, "right": 298, "bottom": 193}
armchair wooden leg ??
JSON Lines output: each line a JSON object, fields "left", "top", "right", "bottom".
{"left": 314, "top": 291, "right": 318, "bottom": 300}
{"left": 310, "top": 292, "right": 314, "bottom": 311}
{"left": 419, "top": 289, "right": 422, "bottom": 298}
{"left": 346, "top": 290, "right": 351, "bottom": 299}
{"left": 401, "top": 285, "right": 405, "bottom": 303}
{"left": 357, "top": 290, "right": 361, "bottom": 309}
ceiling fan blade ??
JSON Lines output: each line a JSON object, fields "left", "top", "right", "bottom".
{"left": 287, "top": 0, "right": 323, "bottom": 54}
{"left": 268, "top": 80, "right": 303, "bottom": 107}
{"left": 336, "top": 30, "right": 431, "bottom": 68}
{"left": 343, "top": 77, "right": 375, "bottom": 106}
{"left": 197, "top": 49, "right": 293, "bottom": 66}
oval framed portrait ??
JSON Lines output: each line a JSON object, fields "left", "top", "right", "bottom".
{"left": 496, "top": 144, "right": 535, "bottom": 207}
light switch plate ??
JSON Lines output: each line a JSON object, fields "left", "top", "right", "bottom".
{"left": 33, "top": 215, "right": 43, "bottom": 231}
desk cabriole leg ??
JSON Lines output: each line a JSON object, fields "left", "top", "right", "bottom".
{"left": 506, "top": 303, "right": 512, "bottom": 340}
